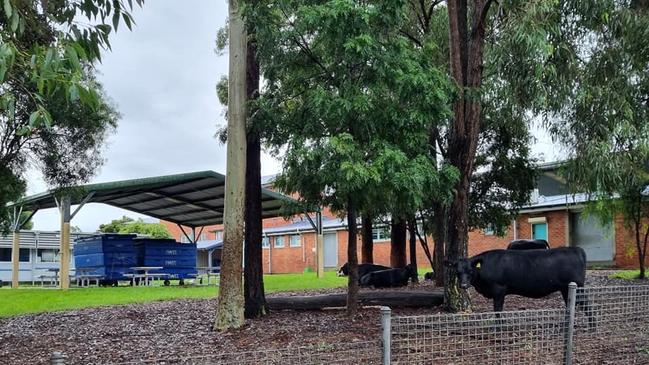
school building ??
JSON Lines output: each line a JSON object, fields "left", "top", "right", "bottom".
{"left": 162, "top": 162, "right": 648, "bottom": 273}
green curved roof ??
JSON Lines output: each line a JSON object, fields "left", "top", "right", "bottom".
{"left": 12, "top": 170, "right": 295, "bottom": 228}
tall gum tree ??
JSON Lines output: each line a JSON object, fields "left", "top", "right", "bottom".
{"left": 215, "top": 0, "right": 247, "bottom": 330}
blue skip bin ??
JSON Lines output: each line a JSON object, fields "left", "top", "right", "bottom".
{"left": 134, "top": 238, "right": 197, "bottom": 280}
{"left": 73, "top": 234, "right": 138, "bottom": 282}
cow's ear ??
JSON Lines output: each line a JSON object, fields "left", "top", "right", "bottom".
{"left": 471, "top": 259, "right": 483, "bottom": 270}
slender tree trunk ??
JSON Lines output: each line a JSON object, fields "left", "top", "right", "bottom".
{"left": 215, "top": 0, "right": 247, "bottom": 330}
{"left": 243, "top": 32, "right": 267, "bottom": 319}
{"left": 432, "top": 203, "right": 446, "bottom": 287}
{"left": 635, "top": 216, "right": 646, "bottom": 279}
{"left": 408, "top": 218, "right": 418, "bottom": 283}
{"left": 445, "top": 0, "right": 490, "bottom": 312}
{"left": 390, "top": 217, "right": 407, "bottom": 268}
{"left": 361, "top": 213, "right": 374, "bottom": 264}
{"left": 346, "top": 198, "right": 359, "bottom": 316}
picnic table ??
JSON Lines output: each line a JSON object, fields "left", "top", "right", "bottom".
{"left": 125, "top": 266, "right": 166, "bottom": 286}
{"left": 196, "top": 266, "right": 220, "bottom": 286}
{"left": 36, "top": 267, "right": 60, "bottom": 287}
{"left": 74, "top": 268, "right": 103, "bottom": 287}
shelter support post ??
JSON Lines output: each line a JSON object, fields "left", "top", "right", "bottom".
{"left": 59, "top": 196, "right": 71, "bottom": 290}
{"left": 10, "top": 206, "right": 22, "bottom": 288}
{"left": 316, "top": 212, "right": 324, "bottom": 279}
{"left": 305, "top": 211, "right": 325, "bottom": 279}
{"left": 11, "top": 229, "right": 20, "bottom": 288}
{"left": 10, "top": 207, "right": 37, "bottom": 288}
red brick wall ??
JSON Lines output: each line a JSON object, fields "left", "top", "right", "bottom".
{"left": 614, "top": 216, "right": 649, "bottom": 268}
{"left": 165, "top": 209, "right": 649, "bottom": 272}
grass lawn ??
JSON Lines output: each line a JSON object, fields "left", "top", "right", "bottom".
{"left": 610, "top": 270, "right": 647, "bottom": 280}
{"left": 0, "top": 272, "right": 347, "bottom": 318}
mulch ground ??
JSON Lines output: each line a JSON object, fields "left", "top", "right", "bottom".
{"left": 0, "top": 271, "right": 646, "bottom": 365}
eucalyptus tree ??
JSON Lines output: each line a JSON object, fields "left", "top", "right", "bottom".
{"left": 400, "top": 1, "right": 537, "bottom": 304}
{"left": 249, "top": 0, "right": 454, "bottom": 316}
{"left": 517, "top": 0, "right": 649, "bottom": 278}
{"left": 0, "top": 1, "right": 141, "bottom": 231}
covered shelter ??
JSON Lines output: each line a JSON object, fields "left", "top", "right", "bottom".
{"left": 7, "top": 170, "right": 326, "bottom": 289}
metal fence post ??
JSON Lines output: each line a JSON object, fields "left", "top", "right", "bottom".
{"left": 381, "top": 306, "right": 391, "bottom": 365}
{"left": 563, "top": 282, "right": 577, "bottom": 365}
{"left": 50, "top": 351, "right": 65, "bottom": 365}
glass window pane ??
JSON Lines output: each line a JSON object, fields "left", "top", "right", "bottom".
{"left": 290, "top": 235, "right": 301, "bottom": 247}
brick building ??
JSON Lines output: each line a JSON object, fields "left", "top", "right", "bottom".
{"left": 162, "top": 163, "right": 648, "bottom": 273}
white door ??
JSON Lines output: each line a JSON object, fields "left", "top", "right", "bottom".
{"left": 323, "top": 233, "right": 338, "bottom": 268}
{"left": 570, "top": 212, "right": 614, "bottom": 262}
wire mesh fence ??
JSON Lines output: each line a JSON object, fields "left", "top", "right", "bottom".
{"left": 54, "top": 284, "right": 649, "bottom": 365}
{"left": 389, "top": 284, "right": 649, "bottom": 365}
{"left": 390, "top": 308, "right": 568, "bottom": 364}
{"left": 573, "top": 285, "right": 649, "bottom": 364}
{"left": 104, "top": 340, "right": 382, "bottom": 365}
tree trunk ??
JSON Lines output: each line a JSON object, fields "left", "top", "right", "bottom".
{"left": 215, "top": 0, "right": 247, "bottom": 330}
{"left": 635, "top": 216, "right": 646, "bottom": 279}
{"left": 390, "top": 217, "right": 407, "bottom": 268}
{"left": 243, "top": 33, "right": 267, "bottom": 319}
{"left": 361, "top": 213, "right": 374, "bottom": 264}
{"left": 408, "top": 218, "right": 418, "bottom": 283}
{"left": 346, "top": 197, "right": 359, "bottom": 316}
{"left": 444, "top": 0, "right": 490, "bottom": 312}
{"left": 432, "top": 203, "right": 446, "bottom": 287}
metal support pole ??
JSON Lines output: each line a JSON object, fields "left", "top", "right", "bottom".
{"left": 564, "top": 282, "right": 577, "bottom": 365}
{"left": 59, "top": 196, "right": 72, "bottom": 290}
{"left": 50, "top": 351, "right": 65, "bottom": 365}
{"left": 316, "top": 211, "right": 324, "bottom": 279}
{"left": 380, "top": 306, "right": 392, "bottom": 365}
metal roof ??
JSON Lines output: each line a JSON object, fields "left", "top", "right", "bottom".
{"left": 11, "top": 171, "right": 294, "bottom": 228}
{"left": 263, "top": 216, "right": 347, "bottom": 235}
{"left": 196, "top": 239, "right": 223, "bottom": 251}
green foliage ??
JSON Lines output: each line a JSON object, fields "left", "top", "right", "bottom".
{"left": 98, "top": 216, "right": 172, "bottom": 239}
{"left": 0, "top": 1, "right": 138, "bottom": 233}
{"left": 0, "top": 0, "right": 142, "bottom": 131}
{"left": 483, "top": 0, "right": 649, "bottom": 272}
{"left": 402, "top": 1, "right": 538, "bottom": 237}
{"left": 248, "top": 0, "right": 456, "bottom": 217}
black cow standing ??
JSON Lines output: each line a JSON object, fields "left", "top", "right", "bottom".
{"left": 360, "top": 265, "right": 415, "bottom": 288}
{"left": 454, "top": 247, "right": 587, "bottom": 312}
{"left": 507, "top": 239, "right": 550, "bottom": 250}
{"left": 337, "top": 263, "right": 391, "bottom": 278}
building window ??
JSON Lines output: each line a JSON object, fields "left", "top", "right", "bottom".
{"left": 483, "top": 225, "right": 495, "bottom": 236}
{"left": 38, "top": 249, "right": 60, "bottom": 263}
{"left": 532, "top": 223, "right": 548, "bottom": 241}
{"left": 199, "top": 232, "right": 208, "bottom": 241}
{"left": 0, "top": 248, "right": 30, "bottom": 262}
{"left": 372, "top": 226, "right": 390, "bottom": 242}
{"left": 262, "top": 237, "right": 270, "bottom": 249}
{"left": 214, "top": 230, "right": 223, "bottom": 241}
{"left": 290, "top": 234, "right": 301, "bottom": 247}
{"left": 274, "top": 236, "right": 285, "bottom": 248}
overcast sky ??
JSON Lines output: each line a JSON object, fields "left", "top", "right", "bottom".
{"left": 27, "top": 1, "right": 562, "bottom": 232}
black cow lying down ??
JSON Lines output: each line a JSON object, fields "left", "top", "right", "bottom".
{"left": 360, "top": 265, "right": 415, "bottom": 288}
{"left": 338, "top": 263, "right": 391, "bottom": 278}
{"left": 507, "top": 239, "right": 550, "bottom": 250}
{"left": 454, "top": 247, "right": 587, "bottom": 312}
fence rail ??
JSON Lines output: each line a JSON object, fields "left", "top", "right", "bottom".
{"left": 51, "top": 284, "right": 649, "bottom": 365}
